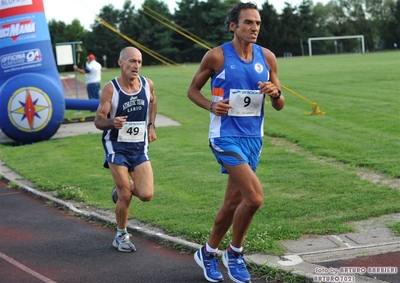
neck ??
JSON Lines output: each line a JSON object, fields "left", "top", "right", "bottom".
{"left": 231, "top": 41, "right": 253, "bottom": 62}
{"left": 119, "top": 76, "right": 141, "bottom": 93}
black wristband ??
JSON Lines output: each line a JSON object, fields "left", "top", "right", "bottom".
{"left": 147, "top": 122, "right": 155, "bottom": 129}
{"left": 272, "top": 88, "right": 282, "bottom": 100}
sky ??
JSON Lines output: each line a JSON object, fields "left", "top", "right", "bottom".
{"left": 42, "top": 0, "right": 328, "bottom": 31}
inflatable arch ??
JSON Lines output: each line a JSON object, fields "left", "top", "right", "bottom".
{"left": 0, "top": 0, "right": 96, "bottom": 144}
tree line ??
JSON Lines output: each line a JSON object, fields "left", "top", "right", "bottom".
{"left": 48, "top": 0, "right": 400, "bottom": 69}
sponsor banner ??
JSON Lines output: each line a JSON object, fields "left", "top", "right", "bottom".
{"left": 0, "top": 0, "right": 33, "bottom": 10}
{"left": 1, "top": 48, "right": 42, "bottom": 70}
{"left": 0, "top": 12, "right": 48, "bottom": 47}
{"left": 0, "top": 0, "right": 43, "bottom": 17}
{"left": 0, "top": 42, "right": 58, "bottom": 76}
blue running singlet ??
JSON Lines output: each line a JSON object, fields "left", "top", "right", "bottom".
{"left": 209, "top": 42, "right": 270, "bottom": 139}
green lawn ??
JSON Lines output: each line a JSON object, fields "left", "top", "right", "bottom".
{"left": 1, "top": 51, "right": 399, "bottom": 255}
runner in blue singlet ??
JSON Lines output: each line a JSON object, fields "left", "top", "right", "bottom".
{"left": 187, "top": 3, "right": 285, "bottom": 283}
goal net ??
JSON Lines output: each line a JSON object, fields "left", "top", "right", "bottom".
{"left": 307, "top": 35, "right": 365, "bottom": 56}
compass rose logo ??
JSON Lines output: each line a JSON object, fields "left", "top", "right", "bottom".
{"left": 7, "top": 86, "right": 53, "bottom": 132}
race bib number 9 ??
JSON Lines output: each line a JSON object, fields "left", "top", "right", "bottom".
{"left": 228, "top": 89, "right": 264, "bottom": 117}
{"left": 117, "top": 121, "right": 145, "bottom": 143}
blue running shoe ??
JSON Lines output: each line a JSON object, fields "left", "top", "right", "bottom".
{"left": 194, "top": 246, "right": 224, "bottom": 282}
{"left": 222, "top": 247, "right": 251, "bottom": 283}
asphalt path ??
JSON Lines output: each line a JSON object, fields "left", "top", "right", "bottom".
{"left": 0, "top": 181, "right": 268, "bottom": 283}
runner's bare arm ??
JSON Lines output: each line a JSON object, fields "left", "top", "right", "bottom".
{"left": 187, "top": 48, "right": 232, "bottom": 115}
{"left": 258, "top": 48, "right": 284, "bottom": 111}
{"left": 146, "top": 78, "right": 157, "bottom": 143}
{"left": 94, "top": 82, "right": 127, "bottom": 130}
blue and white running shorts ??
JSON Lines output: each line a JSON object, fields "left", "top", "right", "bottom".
{"left": 209, "top": 137, "right": 262, "bottom": 174}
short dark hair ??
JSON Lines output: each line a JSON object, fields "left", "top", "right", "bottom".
{"left": 224, "top": 2, "right": 258, "bottom": 33}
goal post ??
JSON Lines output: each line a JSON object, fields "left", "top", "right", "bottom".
{"left": 308, "top": 35, "right": 365, "bottom": 56}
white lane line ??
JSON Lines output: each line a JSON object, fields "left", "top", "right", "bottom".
{"left": 0, "top": 251, "right": 57, "bottom": 283}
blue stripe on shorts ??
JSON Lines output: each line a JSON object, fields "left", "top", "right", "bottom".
{"left": 209, "top": 137, "right": 262, "bottom": 174}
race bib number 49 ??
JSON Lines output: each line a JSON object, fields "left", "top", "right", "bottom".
{"left": 228, "top": 89, "right": 263, "bottom": 117}
{"left": 117, "top": 121, "right": 145, "bottom": 143}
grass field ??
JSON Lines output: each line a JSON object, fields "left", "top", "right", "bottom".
{"left": 1, "top": 51, "right": 399, "bottom": 256}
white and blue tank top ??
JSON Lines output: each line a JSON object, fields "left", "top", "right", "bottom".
{"left": 209, "top": 42, "right": 270, "bottom": 138}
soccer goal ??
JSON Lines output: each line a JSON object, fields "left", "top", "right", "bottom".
{"left": 307, "top": 35, "right": 365, "bottom": 57}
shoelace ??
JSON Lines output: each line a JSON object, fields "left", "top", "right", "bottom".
{"left": 208, "top": 257, "right": 220, "bottom": 274}
{"left": 229, "top": 249, "right": 248, "bottom": 271}
{"left": 204, "top": 251, "right": 220, "bottom": 274}
{"left": 121, "top": 233, "right": 132, "bottom": 243}
{"left": 234, "top": 256, "right": 247, "bottom": 271}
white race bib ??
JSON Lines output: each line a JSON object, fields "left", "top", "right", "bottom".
{"left": 117, "top": 121, "right": 145, "bottom": 143}
{"left": 228, "top": 89, "right": 264, "bottom": 117}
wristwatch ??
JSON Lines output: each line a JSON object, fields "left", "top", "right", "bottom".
{"left": 272, "top": 88, "right": 282, "bottom": 100}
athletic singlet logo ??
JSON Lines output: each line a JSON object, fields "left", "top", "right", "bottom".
{"left": 254, "top": 63, "right": 263, "bottom": 73}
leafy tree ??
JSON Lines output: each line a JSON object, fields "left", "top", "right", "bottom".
{"left": 312, "top": 1, "right": 332, "bottom": 36}
{"left": 84, "top": 4, "right": 126, "bottom": 68}
{"left": 47, "top": 0, "right": 400, "bottom": 69}
{"left": 372, "top": 0, "right": 400, "bottom": 49}
{"left": 308, "top": 2, "right": 334, "bottom": 54}
{"left": 48, "top": 19, "right": 86, "bottom": 71}
{"left": 258, "top": 1, "right": 281, "bottom": 54}
{"left": 387, "top": 0, "right": 400, "bottom": 48}
{"left": 343, "top": 0, "right": 374, "bottom": 50}
{"left": 64, "top": 19, "right": 86, "bottom": 42}
{"left": 326, "top": 0, "right": 352, "bottom": 36}
{"left": 135, "top": 0, "right": 176, "bottom": 65}
{"left": 119, "top": 0, "right": 141, "bottom": 48}
{"left": 279, "top": 3, "right": 302, "bottom": 55}
{"left": 200, "top": 0, "right": 232, "bottom": 46}
{"left": 48, "top": 19, "right": 67, "bottom": 46}
{"left": 172, "top": 0, "right": 209, "bottom": 62}
{"left": 298, "top": 0, "right": 317, "bottom": 55}
{"left": 48, "top": 19, "right": 67, "bottom": 72}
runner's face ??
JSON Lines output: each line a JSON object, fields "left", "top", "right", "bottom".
{"left": 120, "top": 50, "right": 142, "bottom": 80}
{"left": 233, "top": 9, "right": 261, "bottom": 43}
